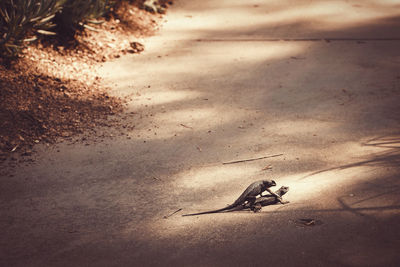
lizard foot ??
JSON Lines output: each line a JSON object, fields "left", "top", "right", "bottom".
{"left": 251, "top": 203, "right": 262, "bottom": 213}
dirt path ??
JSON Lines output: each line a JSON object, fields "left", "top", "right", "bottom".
{"left": 2, "top": 1, "right": 400, "bottom": 266}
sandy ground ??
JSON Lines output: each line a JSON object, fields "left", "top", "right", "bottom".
{"left": 1, "top": 0, "right": 400, "bottom": 266}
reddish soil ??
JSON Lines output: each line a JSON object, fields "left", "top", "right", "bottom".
{"left": 0, "top": 1, "right": 171, "bottom": 163}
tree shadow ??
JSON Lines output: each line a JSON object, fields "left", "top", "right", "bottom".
{"left": 300, "top": 135, "right": 400, "bottom": 180}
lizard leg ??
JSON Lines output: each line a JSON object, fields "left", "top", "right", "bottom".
{"left": 251, "top": 203, "right": 262, "bottom": 213}
{"left": 246, "top": 196, "right": 256, "bottom": 206}
{"left": 246, "top": 196, "right": 258, "bottom": 211}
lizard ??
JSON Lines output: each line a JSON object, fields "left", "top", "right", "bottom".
{"left": 182, "top": 179, "right": 282, "bottom": 216}
{"left": 238, "top": 186, "right": 289, "bottom": 212}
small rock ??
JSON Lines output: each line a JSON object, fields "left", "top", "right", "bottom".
{"left": 130, "top": 42, "right": 145, "bottom": 53}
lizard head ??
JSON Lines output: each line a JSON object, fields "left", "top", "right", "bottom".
{"left": 263, "top": 180, "right": 276, "bottom": 187}
{"left": 279, "top": 186, "right": 289, "bottom": 196}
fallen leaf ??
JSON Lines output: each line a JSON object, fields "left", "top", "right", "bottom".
{"left": 304, "top": 219, "right": 315, "bottom": 226}
{"left": 296, "top": 218, "right": 323, "bottom": 227}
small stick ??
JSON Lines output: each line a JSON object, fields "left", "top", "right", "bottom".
{"left": 222, "top": 153, "right": 283, "bottom": 165}
{"left": 180, "top": 124, "right": 193, "bottom": 129}
{"left": 163, "top": 208, "right": 182, "bottom": 219}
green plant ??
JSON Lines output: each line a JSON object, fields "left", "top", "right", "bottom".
{"left": 0, "top": 0, "right": 65, "bottom": 58}
{"left": 55, "top": 0, "right": 112, "bottom": 38}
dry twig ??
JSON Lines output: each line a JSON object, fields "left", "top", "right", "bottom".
{"left": 163, "top": 208, "right": 182, "bottom": 219}
{"left": 180, "top": 124, "right": 193, "bottom": 129}
{"left": 222, "top": 154, "right": 283, "bottom": 165}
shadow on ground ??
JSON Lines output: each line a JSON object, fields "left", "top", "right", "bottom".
{"left": 1, "top": 0, "right": 400, "bottom": 266}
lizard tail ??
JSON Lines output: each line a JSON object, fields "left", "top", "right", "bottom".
{"left": 182, "top": 205, "right": 235, "bottom": 216}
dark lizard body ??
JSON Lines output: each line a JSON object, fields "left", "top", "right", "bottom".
{"left": 182, "top": 180, "right": 279, "bottom": 216}
{"left": 233, "top": 186, "right": 289, "bottom": 212}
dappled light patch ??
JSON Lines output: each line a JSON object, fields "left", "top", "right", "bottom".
{"left": 167, "top": 0, "right": 400, "bottom": 40}
{"left": 127, "top": 90, "right": 203, "bottom": 107}
{"left": 177, "top": 164, "right": 260, "bottom": 190}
